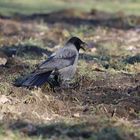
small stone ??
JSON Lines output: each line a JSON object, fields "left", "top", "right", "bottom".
{"left": 73, "top": 113, "right": 80, "bottom": 117}
{"left": 0, "top": 52, "right": 8, "bottom": 66}
{"left": 0, "top": 95, "right": 10, "bottom": 104}
{"left": 0, "top": 57, "right": 7, "bottom": 66}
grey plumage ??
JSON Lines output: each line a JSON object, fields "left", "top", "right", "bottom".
{"left": 16, "top": 37, "right": 86, "bottom": 88}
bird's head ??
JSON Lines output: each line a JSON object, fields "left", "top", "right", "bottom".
{"left": 67, "top": 37, "right": 87, "bottom": 51}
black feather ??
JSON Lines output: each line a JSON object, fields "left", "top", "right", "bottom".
{"left": 15, "top": 71, "right": 52, "bottom": 87}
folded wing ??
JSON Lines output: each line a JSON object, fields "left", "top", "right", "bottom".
{"left": 18, "top": 47, "right": 77, "bottom": 87}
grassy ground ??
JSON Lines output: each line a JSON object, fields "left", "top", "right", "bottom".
{"left": 0, "top": 0, "right": 140, "bottom": 140}
{"left": 0, "top": 0, "right": 140, "bottom": 16}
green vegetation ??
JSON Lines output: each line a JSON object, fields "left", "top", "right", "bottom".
{"left": 0, "top": 0, "right": 140, "bottom": 16}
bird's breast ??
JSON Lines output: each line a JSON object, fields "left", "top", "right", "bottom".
{"left": 58, "top": 65, "right": 77, "bottom": 81}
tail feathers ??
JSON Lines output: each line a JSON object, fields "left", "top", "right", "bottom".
{"left": 17, "top": 71, "right": 52, "bottom": 87}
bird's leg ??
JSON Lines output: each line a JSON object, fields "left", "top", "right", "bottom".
{"left": 46, "top": 71, "right": 62, "bottom": 92}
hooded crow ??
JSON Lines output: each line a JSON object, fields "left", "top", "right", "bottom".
{"left": 16, "top": 37, "right": 87, "bottom": 88}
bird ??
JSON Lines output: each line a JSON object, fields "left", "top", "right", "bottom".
{"left": 16, "top": 37, "right": 87, "bottom": 88}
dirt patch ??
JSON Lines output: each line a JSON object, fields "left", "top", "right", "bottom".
{"left": 0, "top": 64, "right": 140, "bottom": 123}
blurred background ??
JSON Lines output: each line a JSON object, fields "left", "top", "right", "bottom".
{"left": 0, "top": 0, "right": 140, "bottom": 16}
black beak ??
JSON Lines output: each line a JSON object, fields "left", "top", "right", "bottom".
{"left": 81, "top": 42, "right": 88, "bottom": 51}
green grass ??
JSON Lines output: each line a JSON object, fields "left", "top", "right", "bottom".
{"left": 0, "top": 0, "right": 140, "bottom": 16}
{"left": 0, "top": 118, "right": 139, "bottom": 140}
